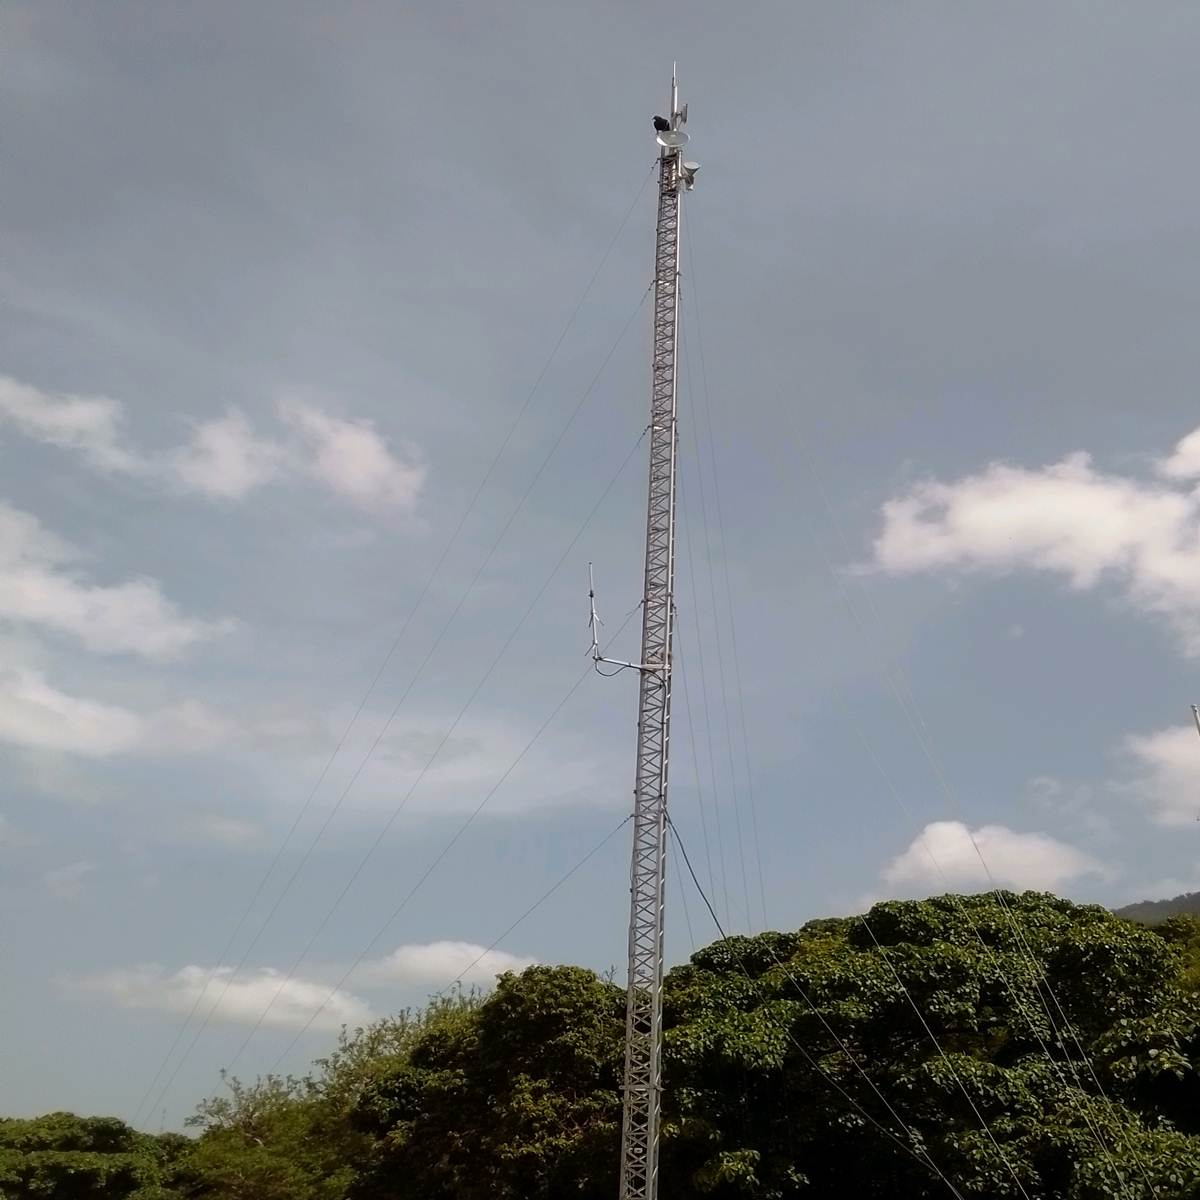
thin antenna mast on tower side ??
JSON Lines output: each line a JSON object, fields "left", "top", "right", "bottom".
{"left": 610, "top": 65, "right": 694, "bottom": 1200}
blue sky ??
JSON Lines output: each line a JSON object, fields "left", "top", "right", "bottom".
{"left": 4, "top": 1, "right": 1200, "bottom": 1129}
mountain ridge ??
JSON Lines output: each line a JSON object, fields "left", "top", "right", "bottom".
{"left": 1115, "top": 890, "right": 1200, "bottom": 924}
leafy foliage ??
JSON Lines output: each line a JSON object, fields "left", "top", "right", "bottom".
{"left": 175, "top": 992, "right": 481, "bottom": 1200}
{"left": 0, "top": 1113, "right": 183, "bottom": 1199}
{"left": 13, "top": 894, "right": 1200, "bottom": 1199}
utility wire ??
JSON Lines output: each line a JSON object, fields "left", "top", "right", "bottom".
{"left": 683, "top": 186, "right": 1137, "bottom": 1190}
{"left": 670, "top": 618, "right": 718, "bottom": 911}
{"left": 674, "top": 237, "right": 1166, "bottom": 1174}
{"left": 676, "top": 615, "right": 747, "bottom": 930}
{"left": 668, "top": 817, "right": 966, "bottom": 1199}
{"left": 131, "top": 165, "right": 655, "bottom": 1127}
{"left": 669, "top": 826, "right": 697, "bottom": 953}
{"left": 753, "top": 408, "right": 1135, "bottom": 1192}
{"left": 754, "top": 347, "right": 1148, "bottom": 1197}
{"left": 146, "top": 285, "right": 653, "bottom": 1119}
{"left": 267, "top": 663, "right": 595, "bottom": 1067}
{"left": 676, "top": 486, "right": 733, "bottom": 928}
{"left": 435, "top": 814, "right": 634, "bottom": 997}
{"left": 850, "top": 909, "right": 1034, "bottom": 1199}
{"left": 218, "top": 426, "right": 651, "bottom": 1079}
{"left": 267, "top": 602, "right": 647, "bottom": 1069}
{"left": 846, "top": 720, "right": 1132, "bottom": 1190}
{"left": 678, "top": 319, "right": 753, "bottom": 931}
{"left": 681, "top": 231, "right": 768, "bottom": 930}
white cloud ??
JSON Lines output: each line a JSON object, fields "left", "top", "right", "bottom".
{"left": 147, "top": 700, "right": 239, "bottom": 753}
{"left": 45, "top": 860, "right": 96, "bottom": 900}
{"left": 312, "top": 709, "right": 612, "bottom": 818}
{"left": 183, "top": 815, "right": 264, "bottom": 848}
{"left": 280, "top": 402, "right": 425, "bottom": 512}
{"left": 0, "top": 502, "right": 228, "bottom": 658}
{"left": 882, "top": 820, "right": 1104, "bottom": 893}
{"left": 168, "top": 410, "right": 283, "bottom": 499}
{"left": 0, "top": 373, "right": 425, "bottom": 512}
{"left": 1119, "top": 724, "right": 1200, "bottom": 826}
{"left": 0, "top": 670, "right": 143, "bottom": 756}
{"left": 357, "top": 941, "right": 536, "bottom": 987}
{"left": 0, "top": 672, "right": 329, "bottom": 763}
{"left": 871, "top": 435, "right": 1200, "bottom": 652}
{"left": 76, "top": 965, "right": 369, "bottom": 1033}
{"left": 1158, "top": 428, "right": 1200, "bottom": 481}
{"left": 0, "top": 374, "right": 138, "bottom": 472}
{"left": 0, "top": 671, "right": 251, "bottom": 760}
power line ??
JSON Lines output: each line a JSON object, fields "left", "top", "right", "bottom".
{"left": 678, "top": 319, "right": 752, "bottom": 931}
{"left": 216, "top": 427, "right": 651, "bottom": 1079}
{"left": 436, "top": 814, "right": 634, "bottom": 997}
{"left": 266, "top": 661, "right": 604, "bottom": 1068}
{"left": 144, "top": 285, "right": 653, "bottom": 1119}
{"left": 760, "top": 441, "right": 1133, "bottom": 1188}
{"left": 131, "top": 165, "right": 655, "bottom": 1127}
{"left": 763, "top": 385, "right": 1148, "bottom": 1197}
{"left": 676, "top": 488, "right": 732, "bottom": 928}
{"left": 268, "top": 599, "right": 647, "bottom": 1069}
{"left": 670, "top": 616, "right": 718, "bottom": 909}
{"left": 850, "top": 910, "right": 1033, "bottom": 1199}
{"left": 667, "top": 817, "right": 966, "bottom": 1199}
{"left": 681, "top": 230, "right": 768, "bottom": 930}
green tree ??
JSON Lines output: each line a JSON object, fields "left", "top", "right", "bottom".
{"left": 662, "top": 893, "right": 1200, "bottom": 1198}
{"left": 179, "top": 991, "right": 480, "bottom": 1200}
{"left": 14, "top": 893, "right": 1200, "bottom": 1200}
{"left": 0, "top": 1112, "right": 182, "bottom": 1199}
{"left": 349, "top": 965, "right": 625, "bottom": 1200}
{"left": 347, "top": 894, "right": 1200, "bottom": 1200}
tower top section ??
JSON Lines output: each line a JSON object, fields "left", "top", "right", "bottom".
{"left": 651, "top": 64, "right": 689, "bottom": 151}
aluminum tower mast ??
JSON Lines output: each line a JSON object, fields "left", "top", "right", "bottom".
{"left": 614, "top": 67, "right": 695, "bottom": 1200}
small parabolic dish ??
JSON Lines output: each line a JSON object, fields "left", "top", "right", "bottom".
{"left": 656, "top": 128, "right": 690, "bottom": 149}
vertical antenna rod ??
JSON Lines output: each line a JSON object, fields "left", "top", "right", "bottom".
{"left": 618, "top": 65, "right": 694, "bottom": 1200}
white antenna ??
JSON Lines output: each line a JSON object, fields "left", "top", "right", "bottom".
{"left": 589, "top": 565, "right": 654, "bottom": 674}
{"left": 597, "top": 65, "right": 695, "bottom": 1200}
{"left": 1190, "top": 707, "right": 1200, "bottom": 821}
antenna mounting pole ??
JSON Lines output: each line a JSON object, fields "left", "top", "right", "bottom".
{"left": 616, "top": 68, "right": 692, "bottom": 1200}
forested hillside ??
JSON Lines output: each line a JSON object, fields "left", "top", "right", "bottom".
{"left": 1116, "top": 891, "right": 1200, "bottom": 926}
{"left": 6, "top": 892, "right": 1200, "bottom": 1199}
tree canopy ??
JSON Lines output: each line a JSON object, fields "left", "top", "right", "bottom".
{"left": 8, "top": 893, "right": 1200, "bottom": 1199}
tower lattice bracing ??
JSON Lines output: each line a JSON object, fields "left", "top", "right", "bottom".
{"left": 618, "top": 69, "right": 691, "bottom": 1200}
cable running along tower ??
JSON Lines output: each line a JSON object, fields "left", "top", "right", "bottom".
{"left": 594, "top": 67, "right": 697, "bottom": 1200}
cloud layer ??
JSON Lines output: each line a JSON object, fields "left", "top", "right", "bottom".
{"left": 76, "top": 941, "right": 537, "bottom": 1034}
{"left": 77, "top": 965, "right": 370, "bottom": 1034}
{"left": 355, "top": 940, "right": 536, "bottom": 986}
{"left": 0, "top": 669, "right": 334, "bottom": 761}
{"left": 0, "top": 670, "right": 143, "bottom": 756}
{"left": 882, "top": 820, "right": 1103, "bottom": 893}
{"left": 1119, "top": 724, "right": 1200, "bottom": 827}
{"left": 871, "top": 430, "right": 1200, "bottom": 652}
{"left": 0, "top": 374, "right": 425, "bottom": 512}
{"left": 0, "top": 502, "right": 227, "bottom": 659}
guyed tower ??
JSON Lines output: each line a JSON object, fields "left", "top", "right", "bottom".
{"left": 607, "top": 66, "right": 697, "bottom": 1200}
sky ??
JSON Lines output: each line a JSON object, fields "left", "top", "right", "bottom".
{"left": 3, "top": 0, "right": 1200, "bottom": 1129}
